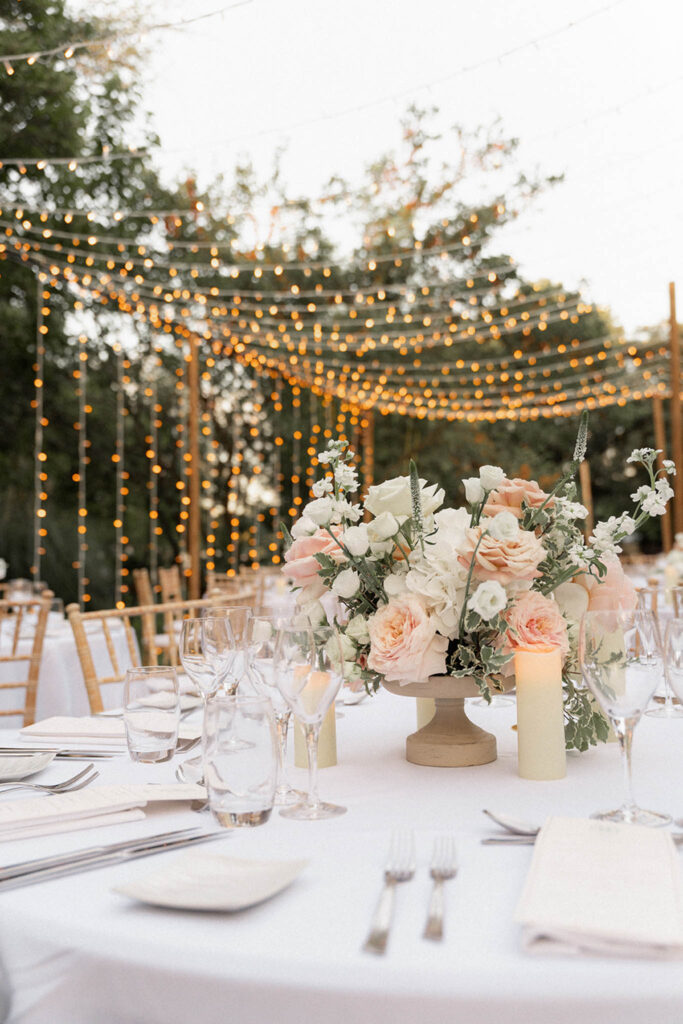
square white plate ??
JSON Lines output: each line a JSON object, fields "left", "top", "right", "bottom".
{"left": 114, "top": 852, "right": 308, "bottom": 911}
{"left": 0, "top": 751, "right": 56, "bottom": 781}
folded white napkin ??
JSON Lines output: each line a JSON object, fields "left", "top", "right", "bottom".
{"left": 515, "top": 817, "right": 683, "bottom": 959}
{"left": 20, "top": 716, "right": 200, "bottom": 749}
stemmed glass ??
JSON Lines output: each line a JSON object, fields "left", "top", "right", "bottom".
{"left": 202, "top": 616, "right": 239, "bottom": 694}
{"left": 273, "top": 625, "right": 346, "bottom": 820}
{"left": 639, "top": 587, "right": 682, "bottom": 719}
{"left": 244, "top": 615, "right": 303, "bottom": 806}
{"left": 663, "top": 618, "right": 683, "bottom": 709}
{"left": 203, "top": 606, "right": 252, "bottom": 693}
{"left": 579, "top": 609, "right": 671, "bottom": 826}
{"left": 178, "top": 617, "right": 224, "bottom": 779}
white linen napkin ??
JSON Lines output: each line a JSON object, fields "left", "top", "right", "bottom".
{"left": 20, "top": 716, "right": 200, "bottom": 749}
{"left": 515, "top": 816, "right": 683, "bottom": 959}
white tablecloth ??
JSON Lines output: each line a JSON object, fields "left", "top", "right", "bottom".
{"left": 0, "top": 622, "right": 135, "bottom": 724}
{"left": 0, "top": 692, "right": 682, "bottom": 1024}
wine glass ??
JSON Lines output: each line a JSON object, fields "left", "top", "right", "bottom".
{"left": 178, "top": 617, "right": 222, "bottom": 779}
{"left": 579, "top": 609, "right": 671, "bottom": 827}
{"left": 244, "top": 615, "right": 303, "bottom": 806}
{"left": 663, "top": 618, "right": 683, "bottom": 709}
{"left": 202, "top": 606, "right": 252, "bottom": 693}
{"left": 639, "top": 587, "right": 682, "bottom": 718}
{"left": 273, "top": 625, "right": 346, "bottom": 820}
{"left": 201, "top": 616, "right": 239, "bottom": 694}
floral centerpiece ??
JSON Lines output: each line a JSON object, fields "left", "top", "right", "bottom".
{"left": 282, "top": 418, "right": 675, "bottom": 751}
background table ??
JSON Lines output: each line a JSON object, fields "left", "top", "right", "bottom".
{"left": 0, "top": 690, "right": 681, "bottom": 1024}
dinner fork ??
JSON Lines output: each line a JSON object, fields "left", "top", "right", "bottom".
{"left": 362, "top": 831, "right": 415, "bottom": 955}
{"left": 0, "top": 764, "right": 99, "bottom": 795}
{"left": 423, "top": 835, "right": 458, "bottom": 941}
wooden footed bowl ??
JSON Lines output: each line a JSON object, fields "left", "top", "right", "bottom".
{"left": 382, "top": 675, "right": 513, "bottom": 768}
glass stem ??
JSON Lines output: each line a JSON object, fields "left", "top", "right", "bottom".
{"left": 304, "top": 723, "right": 320, "bottom": 810}
{"left": 275, "top": 712, "right": 290, "bottom": 790}
{"left": 615, "top": 717, "right": 637, "bottom": 816}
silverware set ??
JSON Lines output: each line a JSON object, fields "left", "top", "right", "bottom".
{"left": 0, "top": 827, "right": 226, "bottom": 891}
{"left": 0, "top": 763, "right": 99, "bottom": 795}
{"left": 363, "top": 832, "right": 458, "bottom": 954}
{"left": 481, "top": 808, "right": 683, "bottom": 845}
{"left": 0, "top": 746, "right": 116, "bottom": 760}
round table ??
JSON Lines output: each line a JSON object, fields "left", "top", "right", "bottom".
{"left": 0, "top": 691, "right": 681, "bottom": 1024}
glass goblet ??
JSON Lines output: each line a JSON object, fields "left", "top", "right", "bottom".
{"left": 579, "top": 609, "right": 671, "bottom": 827}
{"left": 245, "top": 615, "right": 303, "bottom": 806}
{"left": 663, "top": 618, "right": 683, "bottom": 709}
{"left": 178, "top": 617, "right": 221, "bottom": 779}
{"left": 274, "top": 625, "right": 346, "bottom": 820}
{"left": 201, "top": 615, "right": 238, "bottom": 694}
{"left": 639, "top": 587, "right": 682, "bottom": 719}
{"left": 203, "top": 606, "right": 252, "bottom": 693}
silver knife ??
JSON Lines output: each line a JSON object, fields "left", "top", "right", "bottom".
{"left": 482, "top": 833, "right": 683, "bottom": 846}
{"left": 0, "top": 747, "right": 118, "bottom": 760}
{"left": 0, "top": 830, "right": 227, "bottom": 891}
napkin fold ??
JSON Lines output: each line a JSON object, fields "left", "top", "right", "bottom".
{"left": 515, "top": 816, "right": 683, "bottom": 959}
{"left": 20, "top": 716, "right": 200, "bottom": 749}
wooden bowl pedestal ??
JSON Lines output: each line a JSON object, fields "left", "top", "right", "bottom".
{"left": 383, "top": 675, "right": 511, "bottom": 767}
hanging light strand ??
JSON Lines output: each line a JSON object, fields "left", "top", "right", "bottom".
{"left": 113, "top": 343, "right": 126, "bottom": 608}
{"left": 31, "top": 273, "right": 49, "bottom": 580}
{"left": 76, "top": 334, "right": 89, "bottom": 607}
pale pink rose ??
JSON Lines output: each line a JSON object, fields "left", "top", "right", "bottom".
{"left": 505, "top": 590, "right": 569, "bottom": 659}
{"left": 458, "top": 526, "right": 545, "bottom": 585}
{"left": 282, "top": 526, "right": 344, "bottom": 596}
{"left": 483, "top": 478, "right": 551, "bottom": 520}
{"left": 578, "top": 556, "right": 637, "bottom": 613}
{"left": 367, "top": 595, "right": 448, "bottom": 685}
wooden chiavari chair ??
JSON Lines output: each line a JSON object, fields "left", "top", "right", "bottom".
{"left": 67, "top": 595, "right": 225, "bottom": 714}
{"left": 0, "top": 590, "right": 53, "bottom": 726}
{"left": 159, "top": 565, "right": 184, "bottom": 604}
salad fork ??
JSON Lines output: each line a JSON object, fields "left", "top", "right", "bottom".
{"left": 362, "top": 831, "right": 415, "bottom": 955}
{"left": 0, "top": 764, "right": 98, "bottom": 795}
{"left": 423, "top": 835, "right": 457, "bottom": 941}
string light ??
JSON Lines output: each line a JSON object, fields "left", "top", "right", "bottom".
{"left": 31, "top": 274, "right": 49, "bottom": 580}
{"left": 113, "top": 343, "right": 126, "bottom": 609}
{"left": 75, "top": 334, "right": 89, "bottom": 606}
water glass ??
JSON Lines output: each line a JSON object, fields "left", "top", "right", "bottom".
{"left": 663, "top": 618, "right": 683, "bottom": 705}
{"left": 123, "top": 666, "right": 180, "bottom": 763}
{"left": 638, "top": 587, "right": 682, "bottom": 719}
{"left": 579, "top": 609, "right": 670, "bottom": 826}
{"left": 274, "top": 625, "right": 346, "bottom": 820}
{"left": 203, "top": 694, "right": 277, "bottom": 827}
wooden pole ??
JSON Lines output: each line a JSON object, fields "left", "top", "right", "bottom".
{"left": 669, "top": 283, "right": 683, "bottom": 533}
{"left": 579, "top": 459, "right": 594, "bottom": 542}
{"left": 187, "top": 335, "right": 201, "bottom": 599}
{"left": 652, "top": 396, "right": 673, "bottom": 552}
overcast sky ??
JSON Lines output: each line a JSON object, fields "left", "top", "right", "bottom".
{"left": 137, "top": 0, "right": 682, "bottom": 333}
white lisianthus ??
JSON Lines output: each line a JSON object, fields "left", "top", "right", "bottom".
{"left": 365, "top": 475, "right": 444, "bottom": 521}
{"left": 487, "top": 510, "right": 520, "bottom": 541}
{"left": 367, "top": 511, "right": 399, "bottom": 543}
{"left": 462, "top": 477, "right": 485, "bottom": 504}
{"left": 311, "top": 478, "right": 333, "bottom": 498}
{"left": 302, "top": 497, "right": 334, "bottom": 526}
{"left": 339, "top": 632, "right": 357, "bottom": 660}
{"left": 332, "top": 568, "right": 361, "bottom": 599}
{"left": 479, "top": 465, "right": 506, "bottom": 491}
{"left": 342, "top": 523, "right": 370, "bottom": 557}
{"left": 291, "top": 515, "right": 318, "bottom": 539}
{"left": 345, "top": 613, "right": 371, "bottom": 644}
{"left": 553, "top": 581, "right": 589, "bottom": 624}
{"left": 468, "top": 580, "right": 507, "bottom": 621}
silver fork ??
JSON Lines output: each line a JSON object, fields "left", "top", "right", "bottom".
{"left": 362, "top": 831, "right": 415, "bottom": 955}
{"left": 423, "top": 836, "right": 457, "bottom": 941}
{"left": 0, "top": 764, "right": 98, "bottom": 795}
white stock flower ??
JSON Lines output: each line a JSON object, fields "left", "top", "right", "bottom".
{"left": 334, "top": 463, "right": 359, "bottom": 491}
{"left": 554, "top": 497, "right": 588, "bottom": 520}
{"left": 630, "top": 485, "right": 651, "bottom": 503}
{"left": 486, "top": 510, "right": 520, "bottom": 541}
{"left": 479, "top": 465, "right": 506, "bottom": 491}
{"left": 311, "top": 478, "right": 333, "bottom": 498}
{"left": 342, "top": 524, "right": 369, "bottom": 556}
{"left": 332, "top": 568, "right": 361, "bottom": 600}
{"left": 663, "top": 459, "right": 677, "bottom": 475}
{"left": 302, "top": 497, "right": 334, "bottom": 526}
{"left": 462, "top": 477, "right": 485, "bottom": 504}
{"left": 642, "top": 486, "right": 673, "bottom": 517}
{"left": 334, "top": 499, "right": 362, "bottom": 523}
{"left": 468, "top": 580, "right": 507, "bottom": 621}
{"left": 290, "top": 515, "right": 317, "bottom": 539}
{"left": 345, "top": 614, "right": 371, "bottom": 644}
{"left": 365, "top": 475, "right": 444, "bottom": 521}
{"left": 627, "top": 447, "right": 658, "bottom": 464}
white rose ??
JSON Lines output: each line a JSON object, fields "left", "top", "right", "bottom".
{"left": 295, "top": 597, "right": 327, "bottom": 627}
{"left": 291, "top": 515, "right": 317, "bottom": 539}
{"left": 553, "top": 582, "right": 589, "bottom": 624}
{"left": 367, "top": 512, "right": 399, "bottom": 543}
{"left": 302, "top": 498, "right": 334, "bottom": 526}
{"left": 339, "top": 633, "right": 357, "bottom": 660}
{"left": 487, "top": 510, "right": 520, "bottom": 541}
{"left": 462, "top": 477, "right": 485, "bottom": 504}
{"left": 332, "top": 568, "right": 361, "bottom": 600}
{"left": 342, "top": 524, "right": 370, "bottom": 557}
{"left": 468, "top": 580, "right": 507, "bottom": 621}
{"left": 365, "top": 476, "right": 444, "bottom": 520}
{"left": 479, "top": 465, "right": 506, "bottom": 491}
{"left": 345, "top": 614, "right": 371, "bottom": 644}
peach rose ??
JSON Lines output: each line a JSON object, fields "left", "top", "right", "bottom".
{"left": 458, "top": 525, "right": 545, "bottom": 585}
{"left": 484, "top": 478, "right": 551, "bottom": 520}
{"left": 505, "top": 590, "right": 569, "bottom": 659}
{"left": 577, "top": 556, "right": 637, "bottom": 613}
{"left": 367, "top": 595, "right": 448, "bottom": 685}
{"left": 283, "top": 526, "right": 344, "bottom": 597}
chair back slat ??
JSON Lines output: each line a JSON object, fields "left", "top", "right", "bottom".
{"left": 0, "top": 591, "right": 53, "bottom": 726}
{"left": 159, "top": 566, "right": 184, "bottom": 604}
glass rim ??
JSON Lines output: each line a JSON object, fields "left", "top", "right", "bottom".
{"left": 125, "top": 665, "right": 179, "bottom": 676}
{"left": 205, "top": 692, "right": 272, "bottom": 708}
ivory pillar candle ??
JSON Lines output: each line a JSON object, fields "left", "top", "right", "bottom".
{"left": 514, "top": 646, "right": 566, "bottom": 780}
{"left": 294, "top": 705, "right": 337, "bottom": 768}
{"left": 416, "top": 697, "right": 436, "bottom": 729}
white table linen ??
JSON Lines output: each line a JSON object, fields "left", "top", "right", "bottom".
{"left": 0, "top": 692, "right": 681, "bottom": 1024}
